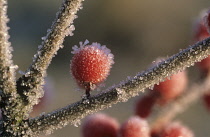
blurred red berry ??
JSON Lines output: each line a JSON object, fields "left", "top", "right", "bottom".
{"left": 192, "top": 10, "right": 210, "bottom": 43}
{"left": 118, "top": 116, "right": 150, "bottom": 137}
{"left": 135, "top": 94, "right": 157, "bottom": 118}
{"left": 197, "top": 55, "right": 210, "bottom": 74}
{"left": 192, "top": 10, "right": 210, "bottom": 74}
{"left": 161, "top": 122, "right": 194, "bottom": 137}
{"left": 203, "top": 92, "right": 210, "bottom": 111}
{"left": 70, "top": 40, "right": 114, "bottom": 95}
{"left": 193, "top": 20, "right": 209, "bottom": 42}
{"left": 151, "top": 129, "right": 161, "bottom": 137}
{"left": 31, "top": 78, "right": 54, "bottom": 117}
{"left": 203, "top": 9, "right": 210, "bottom": 34}
{"left": 82, "top": 113, "right": 119, "bottom": 137}
{"left": 153, "top": 71, "right": 187, "bottom": 101}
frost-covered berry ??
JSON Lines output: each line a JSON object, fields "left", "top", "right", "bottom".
{"left": 153, "top": 71, "right": 187, "bottom": 101}
{"left": 161, "top": 122, "right": 194, "bottom": 137}
{"left": 70, "top": 40, "right": 114, "bottom": 96}
{"left": 135, "top": 94, "right": 157, "bottom": 118}
{"left": 118, "top": 116, "right": 150, "bottom": 137}
{"left": 203, "top": 92, "right": 210, "bottom": 111}
{"left": 82, "top": 113, "right": 119, "bottom": 137}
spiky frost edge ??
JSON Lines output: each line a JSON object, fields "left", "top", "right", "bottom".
{"left": 16, "top": 0, "right": 85, "bottom": 118}
{"left": 0, "top": 0, "right": 17, "bottom": 103}
{"left": 71, "top": 40, "right": 114, "bottom": 65}
{"left": 149, "top": 73, "right": 210, "bottom": 131}
{"left": 28, "top": 37, "right": 210, "bottom": 136}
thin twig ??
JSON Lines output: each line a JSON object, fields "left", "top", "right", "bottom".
{"left": 28, "top": 37, "right": 210, "bottom": 136}
{"left": 16, "top": 0, "right": 84, "bottom": 117}
{"left": 149, "top": 73, "right": 210, "bottom": 132}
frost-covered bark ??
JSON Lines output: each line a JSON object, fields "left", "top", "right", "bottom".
{"left": 28, "top": 37, "right": 210, "bottom": 135}
{"left": 16, "top": 0, "right": 84, "bottom": 118}
{"left": 0, "top": 0, "right": 26, "bottom": 136}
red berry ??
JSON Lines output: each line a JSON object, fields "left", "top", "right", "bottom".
{"left": 153, "top": 71, "right": 187, "bottom": 101}
{"left": 70, "top": 40, "right": 114, "bottom": 91}
{"left": 161, "top": 122, "right": 194, "bottom": 137}
{"left": 82, "top": 113, "right": 119, "bottom": 137}
{"left": 135, "top": 94, "right": 157, "bottom": 118}
{"left": 192, "top": 10, "right": 210, "bottom": 43}
{"left": 203, "top": 92, "right": 210, "bottom": 111}
{"left": 118, "top": 116, "right": 150, "bottom": 137}
{"left": 193, "top": 20, "right": 209, "bottom": 42}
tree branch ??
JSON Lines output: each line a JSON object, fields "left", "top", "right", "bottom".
{"left": 16, "top": 0, "right": 84, "bottom": 117}
{"left": 0, "top": 0, "right": 27, "bottom": 136}
{"left": 28, "top": 37, "right": 210, "bottom": 136}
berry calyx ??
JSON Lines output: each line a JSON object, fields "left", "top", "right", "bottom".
{"left": 118, "top": 116, "right": 150, "bottom": 137}
{"left": 82, "top": 113, "right": 119, "bottom": 137}
{"left": 70, "top": 40, "right": 114, "bottom": 96}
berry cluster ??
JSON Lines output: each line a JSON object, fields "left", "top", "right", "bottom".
{"left": 68, "top": 9, "right": 210, "bottom": 137}
{"left": 81, "top": 114, "right": 194, "bottom": 137}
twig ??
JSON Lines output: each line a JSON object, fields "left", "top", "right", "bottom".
{"left": 16, "top": 0, "right": 84, "bottom": 117}
{"left": 28, "top": 37, "right": 210, "bottom": 136}
{"left": 149, "top": 73, "right": 210, "bottom": 132}
{"left": 0, "top": 0, "right": 17, "bottom": 104}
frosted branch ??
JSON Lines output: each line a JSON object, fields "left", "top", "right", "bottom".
{"left": 28, "top": 37, "right": 210, "bottom": 135}
{"left": 0, "top": 0, "right": 17, "bottom": 102}
{"left": 16, "top": 0, "right": 84, "bottom": 116}
{"left": 149, "top": 73, "right": 210, "bottom": 132}
{"left": 0, "top": 1, "right": 27, "bottom": 136}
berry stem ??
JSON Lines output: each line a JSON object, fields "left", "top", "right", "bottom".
{"left": 85, "top": 83, "right": 91, "bottom": 98}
